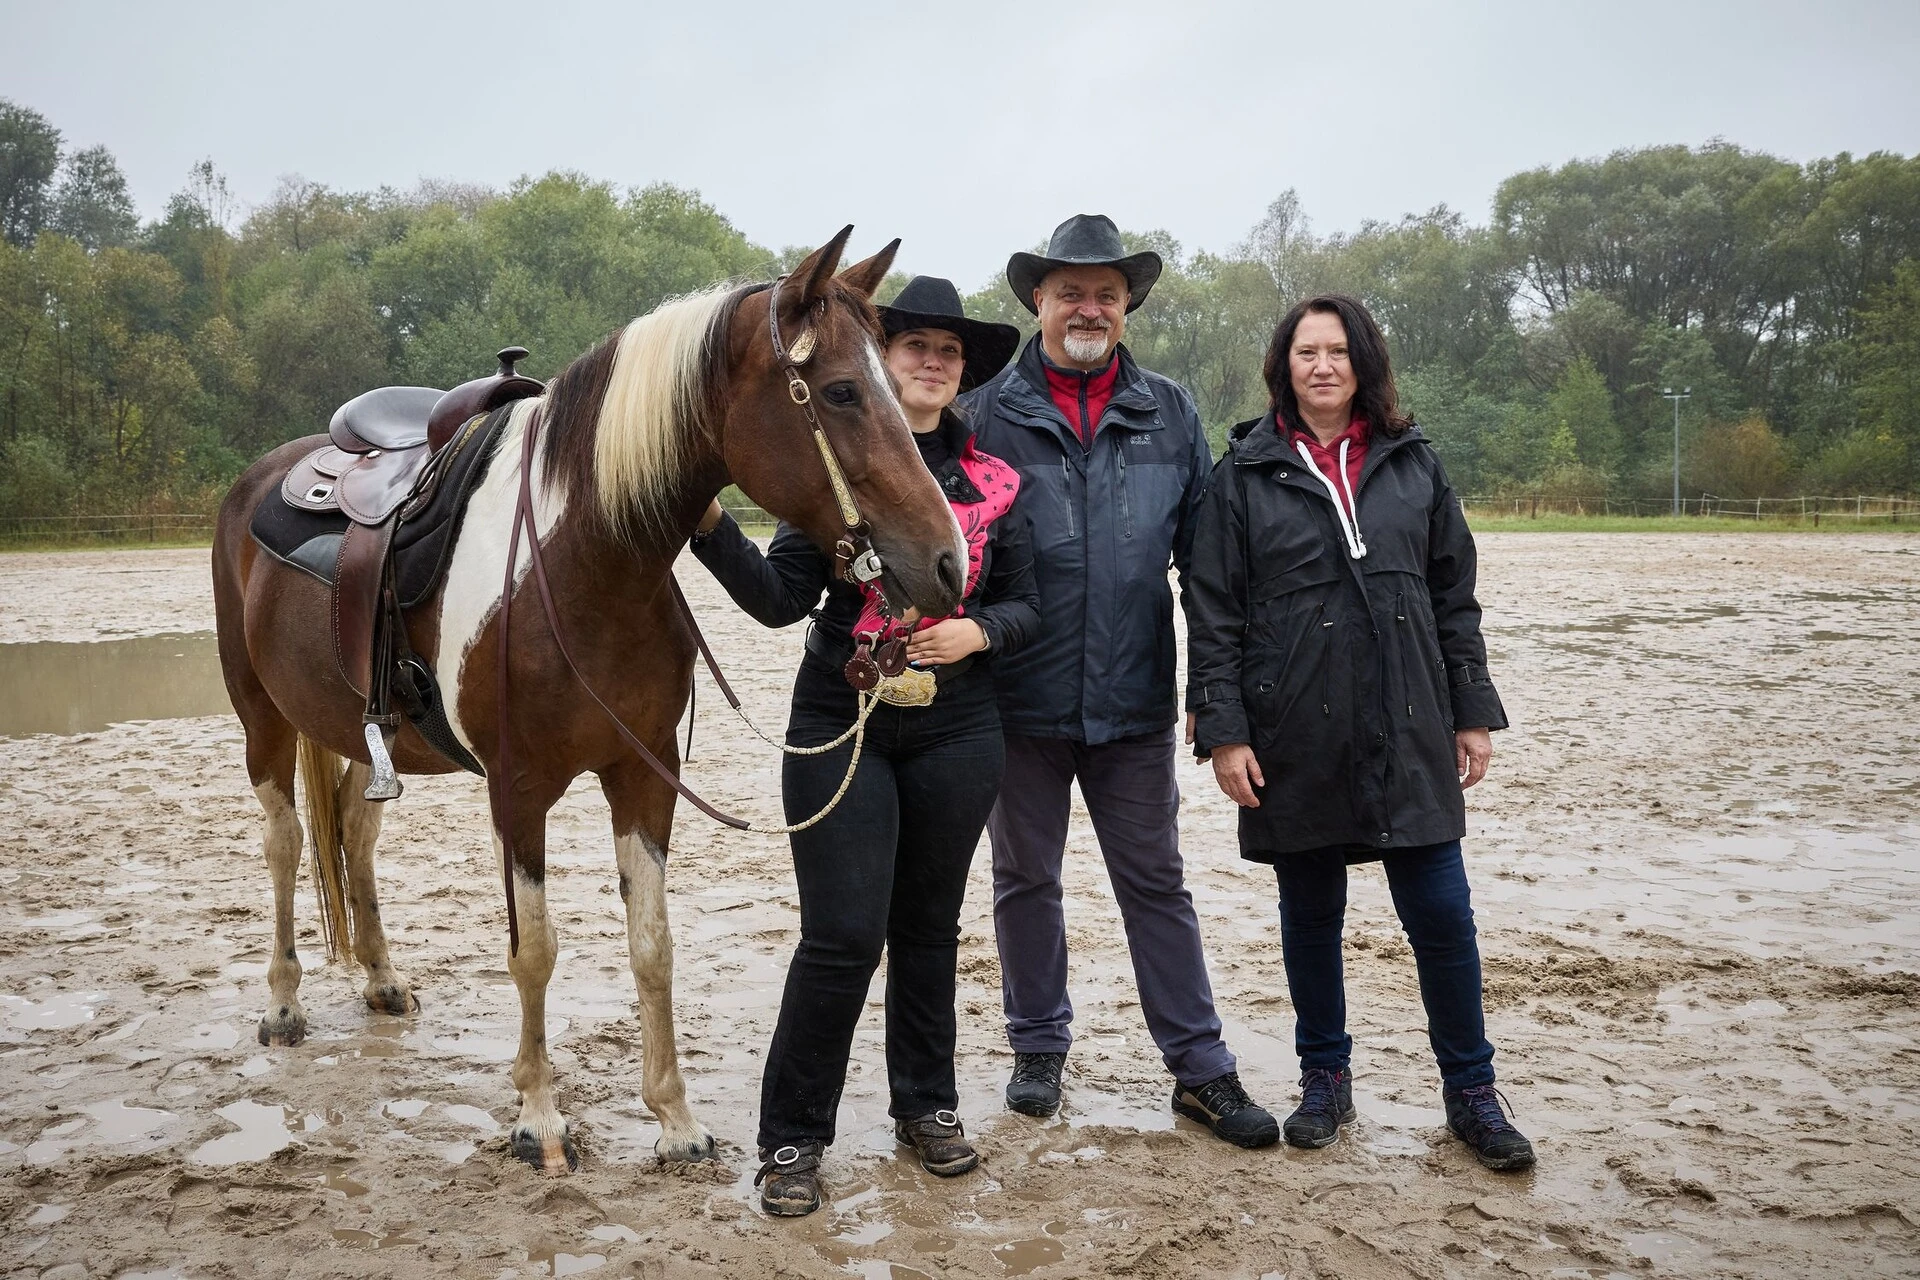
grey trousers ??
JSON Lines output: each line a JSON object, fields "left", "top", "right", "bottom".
{"left": 987, "top": 729, "right": 1236, "bottom": 1088}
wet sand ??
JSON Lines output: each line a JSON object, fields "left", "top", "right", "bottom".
{"left": 1, "top": 535, "right": 1916, "bottom": 1279}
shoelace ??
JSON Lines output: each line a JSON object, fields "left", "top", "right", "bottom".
{"left": 1298, "top": 1068, "right": 1345, "bottom": 1116}
{"left": 1458, "top": 1084, "right": 1517, "bottom": 1133}
{"left": 1011, "top": 1053, "right": 1063, "bottom": 1086}
{"left": 1196, "top": 1072, "right": 1255, "bottom": 1116}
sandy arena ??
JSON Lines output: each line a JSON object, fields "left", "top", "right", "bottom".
{"left": 0, "top": 533, "right": 1916, "bottom": 1279}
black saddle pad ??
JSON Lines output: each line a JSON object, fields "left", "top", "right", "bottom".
{"left": 249, "top": 405, "right": 513, "bottom": 608}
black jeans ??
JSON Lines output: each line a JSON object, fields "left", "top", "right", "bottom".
{"left": 1271, "top": 840, "right": 1497, "bottom": 1092}
{"left": 757, "top": 660, "right": 1006, "bottom": 1150}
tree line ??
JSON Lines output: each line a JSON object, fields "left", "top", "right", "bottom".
{"left": 1, "top": 95, "right": 1916, "bottom": 520}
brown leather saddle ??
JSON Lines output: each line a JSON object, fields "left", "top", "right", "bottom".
{"left": 280, "top": 347, "right": 543, "bottom": 797}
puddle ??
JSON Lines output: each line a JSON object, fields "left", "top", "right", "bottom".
{"left": 527, "top": 1247, "right": 607, "bottom": 1276}
{"left": 25, "top": 1097, "right": 177, "bottom": 1164}
{"left": 992, "top": 1237, "right": 1065, "bottom": 1274}
{"left": 0, "top": 990, "right": 108, "bottom": 1031}
{"left": 189, "top": 1099, "right": 321, "bottom": 1165}
{"left": 0, "top": 632, "right": 230, "bottom": 737}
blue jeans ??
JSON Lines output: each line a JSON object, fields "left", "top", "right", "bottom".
{"left": 1271, "top": 840, "right": 1496, "bottom": 1092}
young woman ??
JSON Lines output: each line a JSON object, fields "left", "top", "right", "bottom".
{"left": 689, "top": 276, "right": 1035, "bottom": 1215}
{"left": 1185, "top": 294, "right": 1535, "bottom": 1171}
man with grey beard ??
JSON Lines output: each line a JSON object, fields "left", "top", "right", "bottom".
{"left": 963, "top": 214, "right": 1278, "bottom": 1149}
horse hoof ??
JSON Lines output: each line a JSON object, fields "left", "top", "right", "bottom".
{"left": 657, "top": 1131, "right": 717, "bottom": 1164}
{"left": 511, "top": 1125, "right": 579, "bottom": 1175}
{"left": 363, "top": 984, "right": 419, "bottom": 1015}
{"left": 257, "top": 1005, "right": 307, "bottom": 1046}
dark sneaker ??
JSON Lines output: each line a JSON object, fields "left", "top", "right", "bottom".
{"left": 1445, "top": 1084, "right": 1536, "bottom": 1171}
{"left": 895, "top": 1109, "right": 980, "bottom": 1177}
{"left": 1283, "top": 1067, "right": 1356, "bottom": 1149}
{"left": 1171, "top": 1071, "right": 1280, "bottom": 1148}
{"left": 754, "top": 1141, "right": 825, "bottom": 1216}
{"left": 1006, "top": 1051, "right": 1066, "bottom": 1117}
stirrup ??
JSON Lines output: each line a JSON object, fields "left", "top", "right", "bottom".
{"left": 362, "top": 722, "right": 404, "bottom": 801}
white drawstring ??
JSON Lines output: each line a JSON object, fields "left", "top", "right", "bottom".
{"left": 1293, "top": 438, "right": 1368, "bottom": 559}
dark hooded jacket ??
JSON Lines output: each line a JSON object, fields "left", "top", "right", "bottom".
{"left": 963, "top": 336, "right": 1212, "bottom": 743}
{"left": 1186, "top": 414, "right": 1507, "bottom": 861}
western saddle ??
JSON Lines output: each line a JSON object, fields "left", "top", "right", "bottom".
{"left": 278, "top": 347, "right": 544, "bottom": 800}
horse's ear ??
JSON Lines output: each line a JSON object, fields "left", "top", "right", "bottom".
{"left": 789, "top": 225, "right": 855, "bottom": 312}
{"left": 837, "top": 239, "right": 900, "bottom": 300}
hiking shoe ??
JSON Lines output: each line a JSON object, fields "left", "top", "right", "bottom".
{"left": 1284, "top": 1067, "right": 1356, "bottom": 1149}
{"left": 1171, "top": 1071, "right": 1280, "bottom": 1148}
{"left": 1445, "top": 1084, "right": 1536, "bottom": 1171}
{"left": 895, "top": 1109, "right": 979, "bottom": 1177}
{"left": 1005, "top": 1051, "right": 1066, "bottom": 1116}
{"left": 754, "top": 1141, "right": 825, "bottom": 1216}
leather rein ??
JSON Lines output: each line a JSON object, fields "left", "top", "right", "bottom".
{"left": 488, "top": 277, "right": 884, "bottom": 953}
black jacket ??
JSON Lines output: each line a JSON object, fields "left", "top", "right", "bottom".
{"left": 1186, "top": 415, "right": 1507, "bottom": 860}
{"left": 963, "top": 336, "right": 1213, "bottom": 743}
{"left": 691, "top": 415, "right": 1040, "bottom": 686}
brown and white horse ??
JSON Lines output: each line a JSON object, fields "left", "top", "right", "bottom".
{"left": 210, "top": 230, "right": 965, "bottom": 1174}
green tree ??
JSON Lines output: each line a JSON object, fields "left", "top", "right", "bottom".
{"left": 50, "top": 145, "right": 137, "bottom": 251}
{"left": 0, "top": 99, "right": 61, "bottom": 247}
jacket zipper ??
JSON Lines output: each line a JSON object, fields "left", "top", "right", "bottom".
{"left": 1394, "top": 591, "right": 1414, "bottom": 718}
{"left": 1061, "top": 456, "right": 1077, "bottom": 539}
{"left": 1117, "top": 443, "right": 1131, "bottom": 538}
{"left": 1319, "top": 604, "right": 1332, "bottom": 717}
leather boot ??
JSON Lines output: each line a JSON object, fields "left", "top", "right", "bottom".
{"left": 894, "top": 1110, "right": 979, "bottom": 1177}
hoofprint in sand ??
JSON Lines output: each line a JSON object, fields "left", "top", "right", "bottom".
{"left": 0, "top": 535, "right": 1916, "bottom": 1279}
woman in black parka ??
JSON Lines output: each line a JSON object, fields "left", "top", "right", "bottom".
{"left": 1186, "top": 294, "right": 1534, "bottom": 1171}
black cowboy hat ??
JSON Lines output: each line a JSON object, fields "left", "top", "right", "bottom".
{"left": 1005, "top": 213, "right": 1163, "bottom": 315}
{"left": 876, "top": 276, "right": 1021, "bottom": 392}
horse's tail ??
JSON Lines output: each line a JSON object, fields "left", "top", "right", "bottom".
{"left": 297, "top": 734, "right": 354, "bottom": 962}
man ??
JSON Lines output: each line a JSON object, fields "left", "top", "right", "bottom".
{"left": 965, "top": 214, "right": 1277, "bottom": 1148}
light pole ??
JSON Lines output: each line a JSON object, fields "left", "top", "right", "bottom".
{"left": 1662, "top": 387, "right": 1692, "bottom": 516}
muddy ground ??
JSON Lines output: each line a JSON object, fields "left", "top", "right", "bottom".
{"left": 1, "top": 533, "right": 1916, "bottom": 1280}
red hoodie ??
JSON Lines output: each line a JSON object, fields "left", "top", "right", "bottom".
{"left": 1282, "top": 413, "right": 1370, "bottom": 520}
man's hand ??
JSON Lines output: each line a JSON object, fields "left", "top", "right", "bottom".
{"left": 1210, "top": 743, "right": 1265, "bottom": 808}
{"left": 905, "top": 618, "right": 988, "bottom": 666}
{"left": 1184, "top": 711, "right": 1196, "bottom": 745}
{"left": 1456, "top": 727, "right": 1492, "bottom": 789}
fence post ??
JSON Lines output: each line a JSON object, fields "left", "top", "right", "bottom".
{"left": 1529, "top": 497, "right": 1537, "bottom": 519}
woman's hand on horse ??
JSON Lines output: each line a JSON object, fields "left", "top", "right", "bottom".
{"left": 695, "top": 499, "right": 724, "bottom": 535}
{"left": 1211, "top": 743, "right": 1264, "bottom": 808}
{"left": 1456, "top": 727, "right": 1492, "bottom": 789}
{"left": 905, "top": 618, "right": 987, "bottom": 665}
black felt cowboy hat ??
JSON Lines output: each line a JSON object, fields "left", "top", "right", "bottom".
{"left": 1005, "top": 213, "right": 1163, "bottom": 315}
{"left": 876, "top": 276, "right": 1021, "bottom": 391}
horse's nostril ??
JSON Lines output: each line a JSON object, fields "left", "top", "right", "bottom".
{"left": 936, "top": 551, "right": 963, "bottom": 598}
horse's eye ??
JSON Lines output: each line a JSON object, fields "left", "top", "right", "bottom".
{"left": 823, "top": 382, "right": 858, "bottom": 406}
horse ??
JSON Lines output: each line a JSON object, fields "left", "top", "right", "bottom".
{"left": 209, "top": 228, "right": 967, "bottom": 1174}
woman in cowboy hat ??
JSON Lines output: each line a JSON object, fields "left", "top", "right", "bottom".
{"left": 689, "top": 276, "right": 1037, "bottom": 1216}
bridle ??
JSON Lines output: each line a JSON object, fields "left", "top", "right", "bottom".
{"left": 486, "top": 278, "right": 889, "bottom": 953}
{"left": 764, "top": 272, "right": 887, "bottom": 592}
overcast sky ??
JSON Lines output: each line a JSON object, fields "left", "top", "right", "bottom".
{"left": 9, "top": 0, "right": 1918, "bottom": 290}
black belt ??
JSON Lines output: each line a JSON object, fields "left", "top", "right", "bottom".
{"left": 804, "top": 625, "right": 975, "bottom": 685}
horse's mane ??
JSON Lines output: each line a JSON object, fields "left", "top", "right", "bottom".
{"left": 539, "top": 281, "right": 768, "bottom": 542}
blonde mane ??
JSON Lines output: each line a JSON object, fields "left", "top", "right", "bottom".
{"left": 588, "top": 282, "right": 737, "bottom": 535}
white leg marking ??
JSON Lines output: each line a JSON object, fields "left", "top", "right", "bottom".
{"left": 615, "top": 831, "right": 712, "bottom": 1161}
{"left": 434, "top": 398, "right": 568, "bottom": 754}
{"left": 337, "top": 762, "right": 413, "bottom": 1013}
{"left": 256, "top": 781, "right": 308, "bottom": 1045}
{"left": 503, "top": 849, "right": 573, "bottom": 1173}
